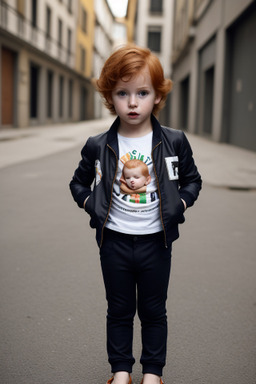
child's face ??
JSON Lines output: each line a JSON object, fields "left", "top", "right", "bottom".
{"left": 123, "top": 166, "right": 149, "bottom": 190}
{"left": 111, "top": 67, "right": 161, "bottom": 130}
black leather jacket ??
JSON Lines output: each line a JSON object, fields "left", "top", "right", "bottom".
{"left": 70, "top": 115, "right": 202, "bottom": 248}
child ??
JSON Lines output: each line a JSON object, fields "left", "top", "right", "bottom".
{"left": 70, "top": 45, "right": 202, "bottom": 384}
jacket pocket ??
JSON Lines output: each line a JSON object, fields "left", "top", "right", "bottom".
{"left": 84, "top": 192, "right": 101, "bottom": 229}
{"left": 177, "top": 198, "right": 185, "bottom": 223}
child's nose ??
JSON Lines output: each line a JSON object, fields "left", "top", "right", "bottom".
{"left": 129, "top": 95, "right": 137, "bottom": 108}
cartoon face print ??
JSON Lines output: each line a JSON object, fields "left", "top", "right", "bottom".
{"left": 123, "top": 166, "right": 149, "bottom": 190}
{"left": 120, "top": 159, "right": 151, "bottom": 193}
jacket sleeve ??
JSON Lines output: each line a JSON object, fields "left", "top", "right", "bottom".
{"left": 69, "top": 138, "right": 96, "bottom": 208}
{"left": 178, "top": 132, "right": 202, "bottom": 208}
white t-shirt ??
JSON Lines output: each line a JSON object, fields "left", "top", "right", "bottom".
{"left": 106, "top": 132, "right": 162, "bottom": 234}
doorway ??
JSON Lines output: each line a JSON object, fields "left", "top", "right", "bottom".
{"left": 1, "top": 47, "right": 15, "bottom": 125}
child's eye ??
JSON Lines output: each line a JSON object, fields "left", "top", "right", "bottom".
{"left": 117, "top": 91, "right": 127, "bottom": 97}
{"left": 138, "top": 90, "right": 149, "bottom": 97}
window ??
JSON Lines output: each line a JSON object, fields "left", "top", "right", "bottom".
{"left": 147, "top": 27, "right": 162, "bottom": 52}
{"left": 81, "top": 8, "right": 87, "bottom": 33}
{"left": 80, "top": 47, "right": 86, "bottom": 72}
{"left": 46, "top": 6, "right": 51, "bottom": 38}
{"left": 58, "top": 19, "right": 62, "bottom": 47}
{"left": 67, "top": 28, "right": 72, "bottom": 53}
{"left": 31, "top": 0, "right": 37, "bottom": 27}
{"left": 150, "top": 0, "right": 163, "bottom": 14}
{"left": 17, "top": 0, "right": 25, "bottom": 34}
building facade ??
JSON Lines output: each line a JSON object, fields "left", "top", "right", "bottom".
{"left": 171, "top": 0, "right": 256, "bottom": 151}
{"left": 0, "top": 0, "right": 95, "bottom": 128}
{"left": 135, "top": 0, "right": 175, "bottom": 125}
{"left": 93, "top": 0, "right": 116, "bottom": 118}
{"left": 76, "top": 0, "right": 95, "bottom": 121}
{"left": 122, "top": 0, "right": 138, "bottom": 44}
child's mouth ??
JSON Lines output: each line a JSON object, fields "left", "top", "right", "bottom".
{"left": 128, "top": 112, "right": 139, "bottom": 117}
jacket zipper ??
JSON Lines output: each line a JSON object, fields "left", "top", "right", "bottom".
{"left": 100, "top": 144, "right": 119, "bottom": 247}
{"left": 152, "top": 141, "right": 168, "bottom": 248}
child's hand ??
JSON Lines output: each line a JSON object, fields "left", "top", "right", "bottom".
{"left": 181, "top": 198, "right": 187, "bottom": 211}
{"left": 83, "top": 196, "right": 90, "bottom": 209}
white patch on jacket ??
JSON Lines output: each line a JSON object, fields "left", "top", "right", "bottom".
{"left": 165, "top": 156, "right": 179, "bottom": 180}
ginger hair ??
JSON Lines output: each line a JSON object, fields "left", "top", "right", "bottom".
{"left": 95, "top": 44, "right": 173, "bottom": 116}
{"left": 122, "top": 159, "right": 149, "bottom": 179}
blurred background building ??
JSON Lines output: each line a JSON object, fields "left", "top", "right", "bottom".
{"left": 0, "top": 0, "right": 96, "bottom": 127}
{"left": 0, "top": 0, "right": 255, "bottom": 152}
{"left": 135, "top": 0, "right": 174, "bottom": 126}
{"left": 171, "top": 0, "right": 256, "bottom": 151}
{"left": 93, "top": 0, "right": 115, "bottom": 118}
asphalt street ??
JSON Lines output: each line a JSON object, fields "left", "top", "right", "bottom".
{"left": 0, "top": 124, "right": 256, "bottom": 383}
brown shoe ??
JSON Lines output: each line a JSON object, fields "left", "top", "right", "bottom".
{"left": 107, "top": 375, "right": 132, "bottom": 384}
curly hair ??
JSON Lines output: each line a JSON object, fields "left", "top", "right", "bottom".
{"left": 95, "top": 44, "right": 173, "bottom": 116}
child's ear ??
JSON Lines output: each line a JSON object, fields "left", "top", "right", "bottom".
{"left": 145, "top": 175, "right": 151, "bottom": 185}
{"left": 154, "top": 95, "right": 162, "bottom": 105}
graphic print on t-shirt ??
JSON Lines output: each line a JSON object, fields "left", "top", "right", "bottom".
{"left": 119, "top": 155, "right": 157, "bottom": 204}
{"left": 120, "top": 151, "right": 152, "bottom": 166}
{"left": 106, "top": 132, "right": 163, "bottom": 235}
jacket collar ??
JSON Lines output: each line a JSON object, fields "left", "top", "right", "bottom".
{"left": 151, "top": 114, "right": 162, "bottom": 147}
{"left": 107, "top": 114, "right": 162, "bottom": 154}
{"left": 107, "top": 116, "right": 120, "bottom": 155}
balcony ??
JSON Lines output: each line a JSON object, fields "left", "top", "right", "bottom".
{"left": 0, "top": 1, "right": 74, "bottom": 68}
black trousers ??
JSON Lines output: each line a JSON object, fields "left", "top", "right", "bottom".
{"left": 100, "top": 228, "right": 172, "bottom": 376}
